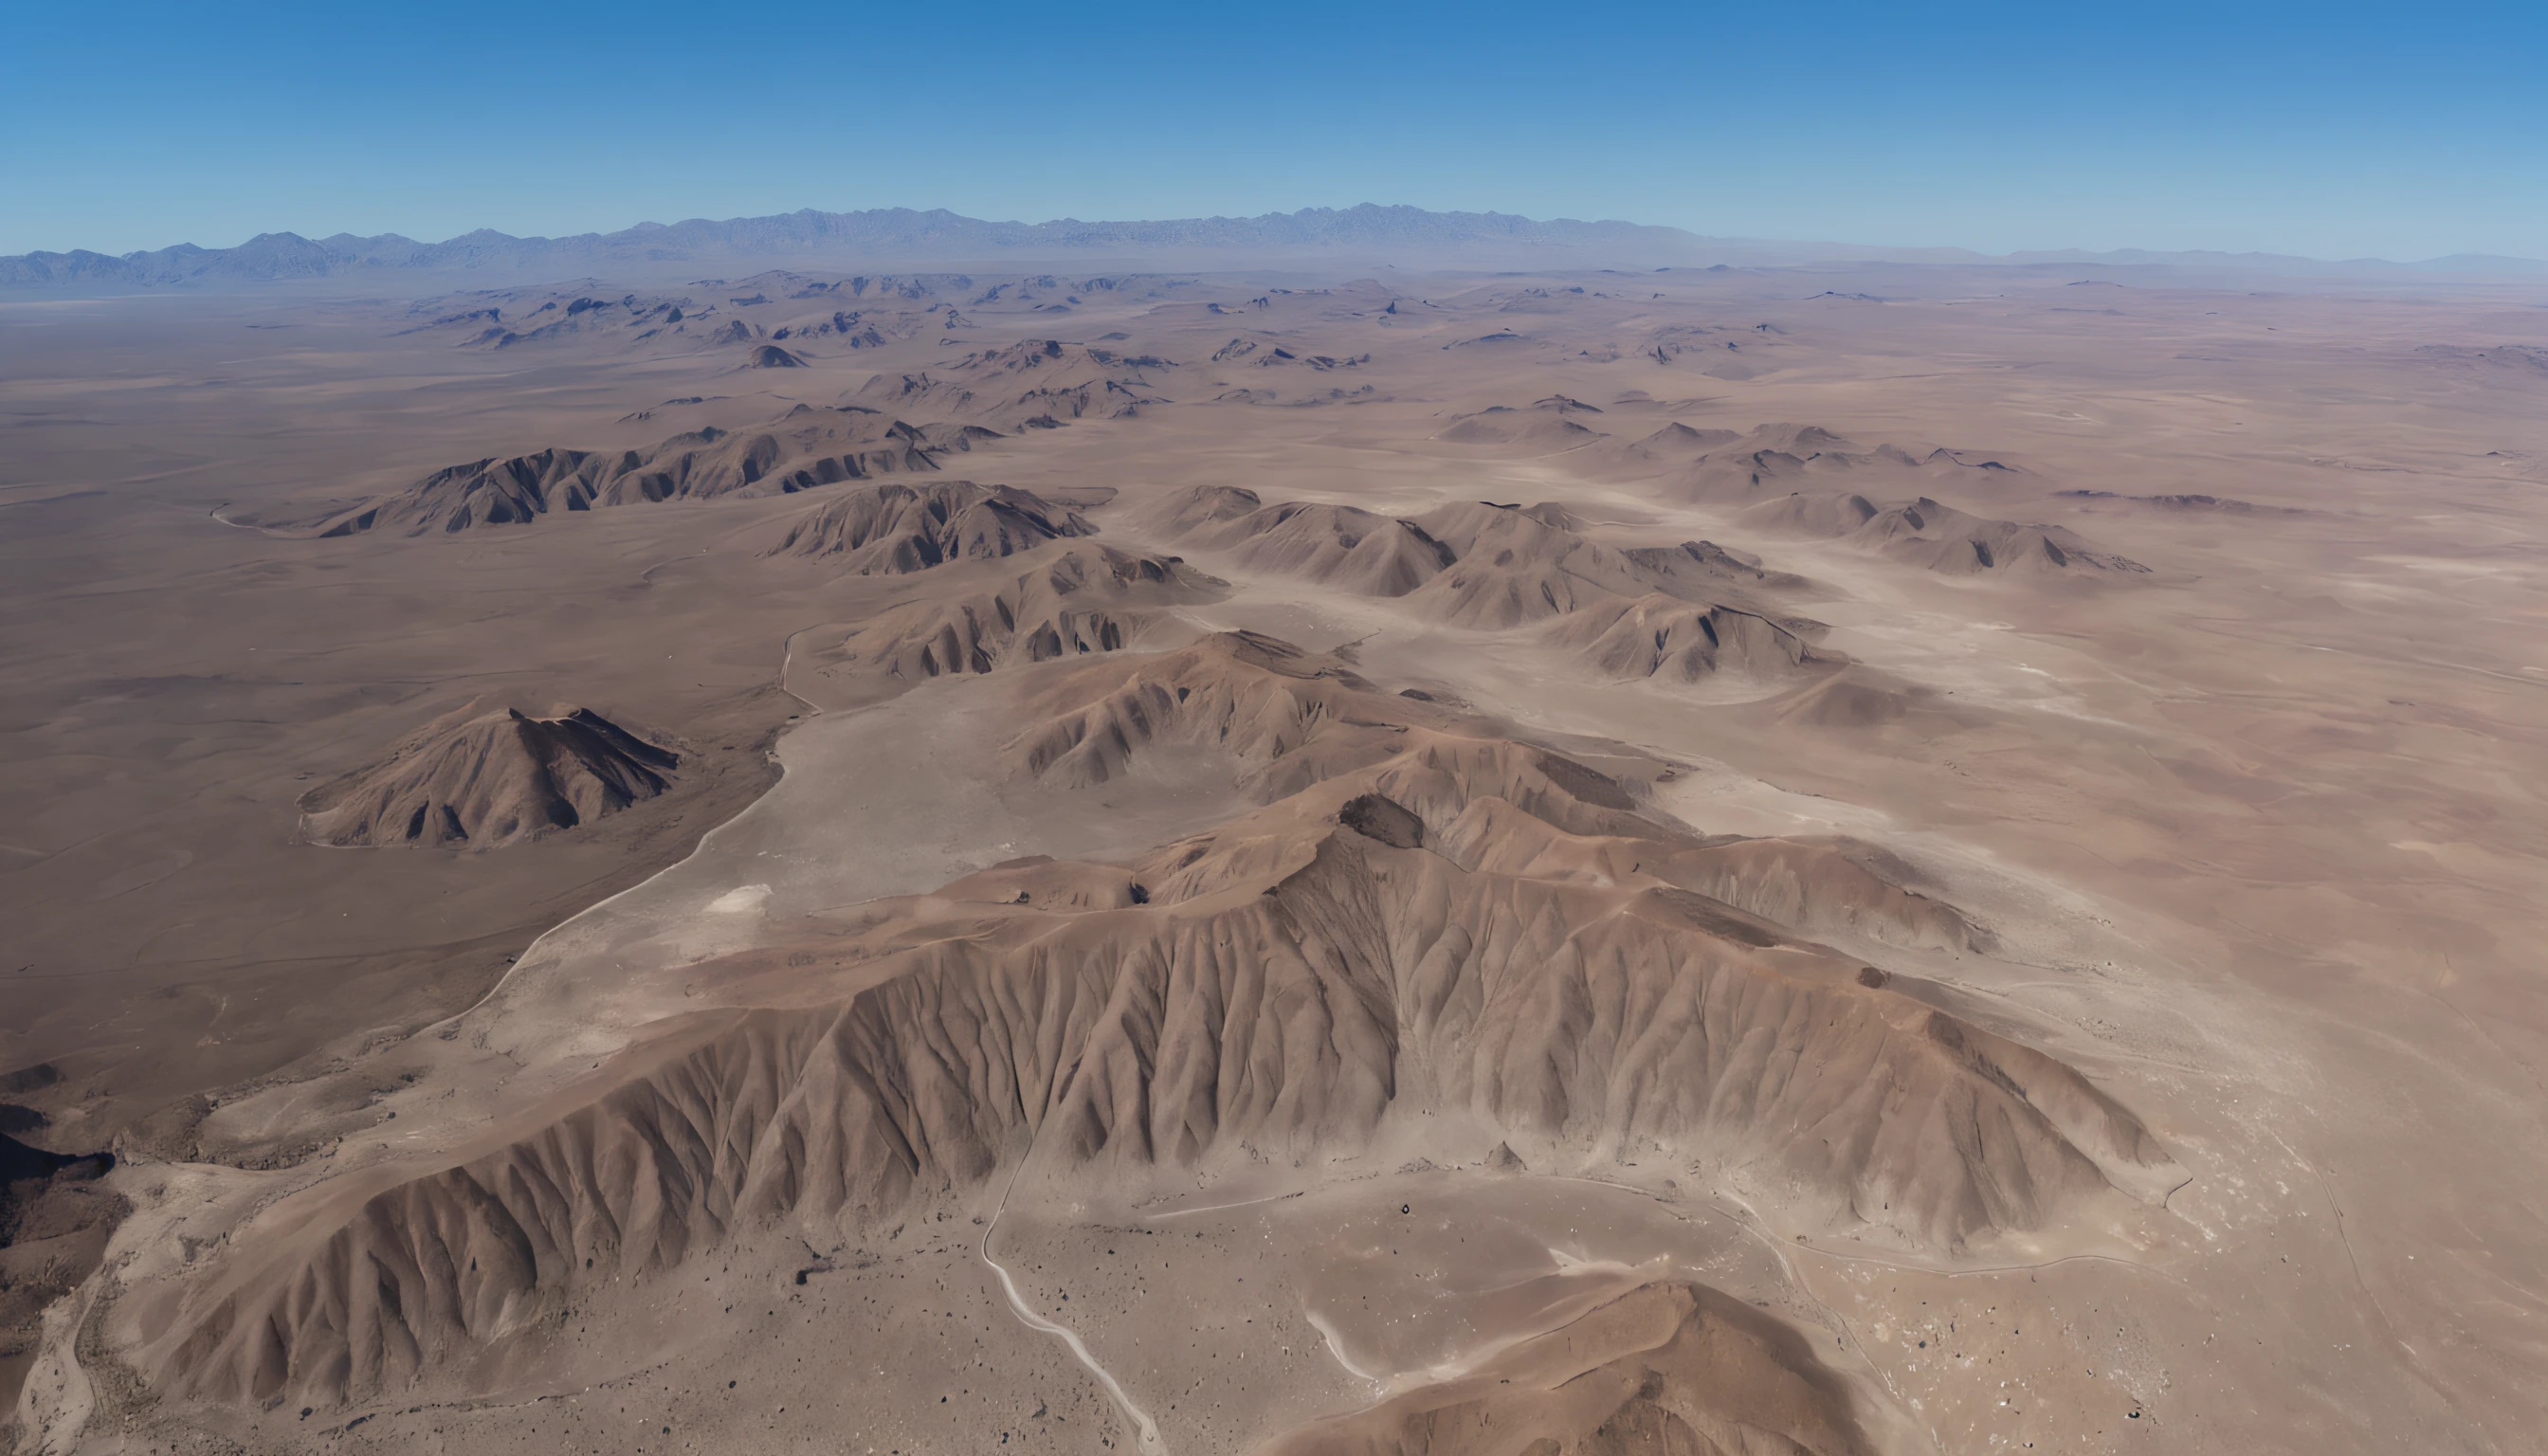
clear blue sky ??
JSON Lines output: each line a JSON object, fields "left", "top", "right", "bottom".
{"left": 6, "top": 0, "right": 2543, "bottom": 261}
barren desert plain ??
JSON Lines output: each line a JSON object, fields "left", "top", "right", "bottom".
{"left": 6, "top": 252, "right": 2548, "bottom": 1456}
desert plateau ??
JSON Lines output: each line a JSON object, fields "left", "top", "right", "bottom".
{"left": 5, "top": 206, "right": 2548, "bottom": 1456}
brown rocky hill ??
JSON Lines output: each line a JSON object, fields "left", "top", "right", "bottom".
{"left": 851, "top": 338, "right": 1175, "bottom": 428}
{"left": 1264, "top": 1282, "right": 1872, "bottom": 1456}
{"left": 1626, "top": 422, "right": 2014, "bottom": 502}
{"left": 151, "top": 633, "right": 2176, "bottom": 1410}
{"left": 298, "top": 405, "right": 984, "bottom": 537}
{"left": 1435, "top": 401, "right": 1609, "bottom": 452}
{"left": 298, "top": 704, "right": 678, "bottom": 850}
{"left": 1156, "top": 490, "right": 1834, "bottom": 682}
{"left": 822, "top": 544, "right": 1227, "bottom": 681}
{"left": 1158, "top": 486, "right": 1458, "bottom": 597}
{"left": 763, "top": 480, "right": 1101, "bottom": 571}
{"left": 1743, "top": 492, "right": 2148, "bottom": 574}
{"left": 1544, "top": 593, "right": 1821, "bottom": 682}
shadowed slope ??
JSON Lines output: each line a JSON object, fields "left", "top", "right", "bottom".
{"left": 1402, "top": 501, "right": 1814, "bottom": 641}
{"left": 824, "top": 544, "right": 1227, "bottom": 681}
{"left": 1156, "top": 486, "right": 1458, "bottom": 597}
{"left": 1543, "top": 593, "right": 1822, "bottom": 682}
{"left": 297, "top": 705, "right": 678, "bottom": 850}
{"left": 146, "top": 635, "right": 2178, "bottom": 1412}
{"left": 1647, "top": 424, "right": 2017, "bottom": 505}
{"left": 1260, "top": 1282, "right": 1871, "bottom": 1456}
{"left": 852, "top": 338, "right": 1174, "bottom": 427}
{"left": 1157, "top": 491, "right": 1813, "bottom": 634}
{"left": 1742, "top": 493, "right": 2147, "bottom": 574}
{"left": 299, "top": 406, "right": 956, "bottom": 537}
{"left": 1163, "top": 494, "right": 1830, "bottom": 690}
{"left": 1435, "top": 404, "right": 1609, "bottom": 452}
{"left": 765, "top": 479, "right": 1099, "bottom": 571}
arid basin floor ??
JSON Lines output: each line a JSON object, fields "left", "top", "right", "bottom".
{"left": 5, "top": 265, "right": 2547, "bottom": 1454}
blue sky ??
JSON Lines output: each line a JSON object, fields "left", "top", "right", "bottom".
{"left": 6, "top": 0, "right": 2543, "bottom": 261}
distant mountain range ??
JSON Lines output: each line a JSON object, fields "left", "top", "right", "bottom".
{"left": 4, "top": 204, "right": 2540, "bottom": 292}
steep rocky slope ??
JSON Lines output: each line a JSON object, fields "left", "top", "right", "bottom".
{"left": 821, "top": 544, "right": 1227, "bottom": 681}
{"left": 765, "top": 480, "right": 1101, "bottom": 570}
{"left": 1264, "top": 1282, "right": 1871, "bottom": 1456}
{"left": 851, "top": 339, "right": 1175, "bottom": 427}
{"left": 1741, "top": 492, "right": 2148, "bottom": 574}
{"left": 149, "top": 635, "right": 2177, "bottom": 1411}
{"left": 302, "top": 406, "right": 977, "bottom": 537}
{"left": 298, "top": 705, "right": 678, "bottom": 850}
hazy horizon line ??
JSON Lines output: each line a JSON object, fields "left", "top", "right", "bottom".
{"left": 8, "top": 202, "right": 2543, "bottom": 282}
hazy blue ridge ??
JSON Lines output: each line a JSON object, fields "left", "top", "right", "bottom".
{"left": 5, "top": 204, "right": 2539, "bottom": 293}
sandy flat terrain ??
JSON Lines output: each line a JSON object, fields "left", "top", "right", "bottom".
{"left": 5, "top": 262, "right": 2547, "bottom": 1454}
